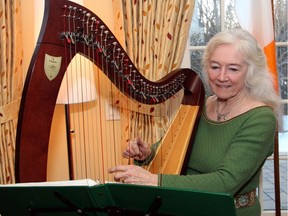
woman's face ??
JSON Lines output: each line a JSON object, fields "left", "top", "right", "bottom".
{"left": 207, "top": 44, "right": 248, "bottom": 101}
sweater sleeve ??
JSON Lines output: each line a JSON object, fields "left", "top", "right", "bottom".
{"left": 161, "top": 108, "right": 276, "bottom": 196}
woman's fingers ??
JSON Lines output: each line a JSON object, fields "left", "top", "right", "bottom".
{"left": 108, "top": 165, "right": 158, "bottom": 186}
{"left": 122, "top": 139, "right": 143, "bottom": 159}
{"left": 108, "top": 165, "right": 130, "bottom": 182}
{"left": 108, "top": 165, "right": 130, "bottom": 173}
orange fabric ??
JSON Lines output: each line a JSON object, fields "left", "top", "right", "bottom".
{"left": 264, "top": 41, "right": 279, "bottom": 92}
{"left": 235, "top": 0, "right": 279, "bottom": 93}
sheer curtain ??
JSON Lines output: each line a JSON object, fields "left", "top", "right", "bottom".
{"left": 0, "top": 0, "right": 23, "bottom": 184}
{"left": 112, "top": 0, "right": 195, "bottom": 147}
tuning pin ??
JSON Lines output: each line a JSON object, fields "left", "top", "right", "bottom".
{"left": 63, "top": 32, "right": 71, "bottom": 44}
{"left": 126, "top": 77, "right": 135, "bottom": 90}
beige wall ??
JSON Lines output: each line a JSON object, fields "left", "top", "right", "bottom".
{"left": 21, "top": 0, "right": 115, "bottom": 181}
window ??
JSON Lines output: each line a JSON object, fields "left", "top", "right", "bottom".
{"left": 185, "top": 0, "right": 288, "bottom": 214}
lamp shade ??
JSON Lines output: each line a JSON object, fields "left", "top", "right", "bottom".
{"left": 56, "top": 54, "right": 97, "bottom": 104}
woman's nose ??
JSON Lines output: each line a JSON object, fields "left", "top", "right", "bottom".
{"left": 217, "top": 67, "right": 228, "bottom": 81}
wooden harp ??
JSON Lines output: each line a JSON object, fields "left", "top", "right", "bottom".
{"left": 15, "top": 0, "right": 205, "bottom": 183}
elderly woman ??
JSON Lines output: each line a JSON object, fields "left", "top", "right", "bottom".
{"left": 108, "top": 29, "right": 281, "bottom": 216}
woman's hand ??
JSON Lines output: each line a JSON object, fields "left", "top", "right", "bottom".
{"left": 108, "top": 165, "right": 158, "bottom": 186}
{"left": 123, "top": 138, "right": 152, "bottom": 161}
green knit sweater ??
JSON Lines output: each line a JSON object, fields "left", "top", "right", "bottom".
{"left": 161, "top": 106, "right": 276, "bottom": 216}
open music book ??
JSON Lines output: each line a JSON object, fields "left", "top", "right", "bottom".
{"left": 0, "top": 179, "right": 101, "bottom": 187}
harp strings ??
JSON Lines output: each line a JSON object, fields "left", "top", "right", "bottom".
{"left": 62, "top": 5, "right": 130, "bottom": 182}
{"left": 60, "top": 3, "right": 186, "bottom": 181}
{"left": 61, "top": 6, "right": 103, "bottom": 181}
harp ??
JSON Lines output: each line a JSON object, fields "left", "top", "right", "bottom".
{"left": 15, "top": 0, "right": 205, "bottom": 183}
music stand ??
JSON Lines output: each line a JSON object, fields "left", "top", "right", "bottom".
{"left": 0, "top": 180, "right": 236, "bottom": 216}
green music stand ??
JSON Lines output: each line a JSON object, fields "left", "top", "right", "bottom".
{"left": 0, "top": 181, "right": 236, "bottom": 216}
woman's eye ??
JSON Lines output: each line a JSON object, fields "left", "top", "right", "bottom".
{"left": 228, "top": 67, "right": 239, "bottom": 72}
{"left": 211, "top": 66, "right": 219, "bottom": 70}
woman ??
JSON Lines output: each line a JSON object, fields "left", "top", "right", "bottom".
{"left": 108, "top": 29, "right": 281, "bottom": 216}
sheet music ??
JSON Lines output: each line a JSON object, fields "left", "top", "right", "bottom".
{"left": 0, "top": 179, "right": 101, "bottom": 187}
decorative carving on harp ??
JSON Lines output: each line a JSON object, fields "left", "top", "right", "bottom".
{"left": 15, "top": 0, "right": 205, "bottom": 183}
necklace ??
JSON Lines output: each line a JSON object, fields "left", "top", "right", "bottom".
{"left": 216, "top": 110, "right": 230, "bottom": 121}
{"left": 216, "top": 99, "right": 230, "bottom": 121}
